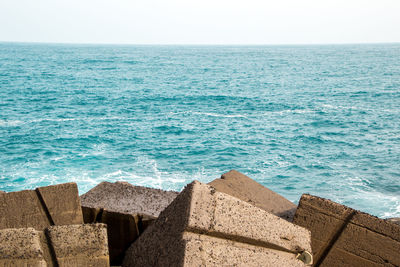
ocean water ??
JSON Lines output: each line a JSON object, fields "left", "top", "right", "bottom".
{"left": 0, "top": 42, "right": 399, "bottom": 218}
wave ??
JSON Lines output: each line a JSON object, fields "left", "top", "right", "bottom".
{"left": 193, "top": 112, "right": 247, "bottom": 118}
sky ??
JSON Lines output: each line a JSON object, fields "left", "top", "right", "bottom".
{"left": 0, "top": 0, "right": 399, "bottom": 45}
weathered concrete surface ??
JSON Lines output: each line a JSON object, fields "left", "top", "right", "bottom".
{"left": 47, "top": 224, "right": 109, "bottom": 267}
{"left": 82, "top": 206, "right": 155, "bottom": 265}
{"left": 37, "top": 183, "right": 83, "bottom": 225}
{"left": 0, "top": 189, "right": 51, "bottom": 230}
{"left": 0, "top": 183, "right": 83, "bottom": 231}
{"left": 80, "top": 181, "right": 178, "bottom": 217}
{"left": 123, "top": 181, "right": 312, "bottom": 267}
{"left": 387, "top": 217, "right": 400, "bottom": 226}
{"left": 80, "top": 182, "right": 175, "bottom": 265}
{"left": 208, "top": 170, "right": 297, "bottom": 221}
{"left": 0, "top": 228, "right": 46, "bottom": 267}
{"left": 293, "top": 194, "right": 400, "bottom": 266}
{"left": 0, "top": 224, "right": 109, "bottom": 267}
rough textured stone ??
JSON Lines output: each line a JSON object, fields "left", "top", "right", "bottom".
{"left": 0, "top": 183, "right": 83, "bottom": 231}
{"left": 123, "top": 181, "right": 312, "bottom": 267}
{"left": 80, "top": 181, "right": 171, "bottom": 266}
{"left": 0, "top": 228, "right": 46, "bottom": 267}
{"left": 47, "top": 224, "right": 109, "bottom": 267}
{"left": 0, "top": 224, "right": 109, "bottom": 267}
{"left": 80, "top": 181, "right": 178, "bottom": 217}
{"left": 293, "top": 194, "right": 400, "bottom": 266}
{"left": 387, "top": 217, "right": 400, "bottom": 226}
{"left": 208, "top": 170, "right": 297, "bottom": 221}
{"left": 37, "top": 183, "right": 83, "bottom": 225}
{"left": 0, "top": 189, "right": 51, "bottom": 230}
{"left": 82, "top": 206, "right": 155, "bottom": 265}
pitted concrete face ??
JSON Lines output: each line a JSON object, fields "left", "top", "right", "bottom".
{"left": 0, "top": 227, "right": 45, "bottom": 266}
{"left": 208, "top": 170, "right": 297, "bottom": 221}
{"left": 293, "top": 194, "right": 400, "bottom": 266}
{"left": 123, "top": 181, "right": 312, "bottom": 267}
{"left": 80, "top": 181, "right": 178, "bottom": 217}
{"left": 0, "top": 224, "right": 109, "bottom": 267}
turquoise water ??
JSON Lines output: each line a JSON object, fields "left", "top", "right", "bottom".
{"left": 1, "top": 42, "right": 399, "bottom": 218}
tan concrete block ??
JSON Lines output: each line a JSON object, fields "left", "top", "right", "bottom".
{"left": 37, "top": 183, "right": 83, "bottom": 225}
{"left": 0, "top": 190, "right": 50, "bottom": 230}
{"left": 335, "top": 222, "right": 400, "bottom": 265}
{"left": 100, "top": 210, "right": 140, "bottom": 265}
{"left": 293, "top": 194, "right": 400, "bottom": 266}
{"left": 123, "top": 181, "right": 312, "bottom": 267}
{"left": 320, "top": 247, "right": 379, "bottom": 267}
{"left": 182, "top": 232, "right": 308, "bottom": 267}
{"left": 0, "top": 183, "right": 83, "bottom": 231}
{"left": 387, "top": 217, "right": 400, "bottom": 226}
{"left": 82, "top": 206, "right": 102, "bottom": 224}
{"left": 208, "top": 170, "right": 297, "bottom": 221}
{"left": 0, "top": 228, "right": 47, "bottom": 267}
{"left": 80, "top": 181, "right": 178, "bottom": 217}
{"left": 46, "top": 224, "right": 109, "bottom": 267}
{"left": 82, "top": 206, "right": 156, "bottom": 265}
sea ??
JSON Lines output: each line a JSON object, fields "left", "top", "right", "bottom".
{"left": 0, "top": 42, "right": 399, "bottom": 218}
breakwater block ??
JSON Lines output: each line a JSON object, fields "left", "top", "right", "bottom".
{"left": 122, "top": 181, "right": 312, "bottom": 266}
{"left": 80, "top": 181, "right": 179, "bottom": 217}
{"left": 293, "top": 194, "right": 400, "bottom": 266}
{"left": 387, "top": 217, "right": 400, "bottom": 226}
{"left": 80, "top": 181, "right": 176, "bottom": 265}
{"left": 208, "top": 170, "right": 297, "bottom": 221}
{"left": 0, "top": 227, "right": 47, "bottom": 267}
{"left": 82, "top": 206, "right": 155, "bottom": 265}
{"left": 0, "top": 224, "right": 109, "bottom": 267}
{"left": 47, "top": 224, "right": 109, "bottom": 267}
{"left": 0, "top": 183, "right": 83, "bottom": 231}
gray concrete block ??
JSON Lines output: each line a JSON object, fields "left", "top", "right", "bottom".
{"left": 80, "top": 181, "right": 178, "bottom": 217}
{"left": 208, "top": 170, "right": 297, "bottom": 221}
{"left": 123, "top": 181, "right": 312, "bottom": 267}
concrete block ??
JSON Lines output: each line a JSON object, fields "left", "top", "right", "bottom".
{"left": 80, "top": 181, "right": 178, "bottom": 217}
{"left": 387, "top": 217, "right": 400, "bottom": 226}
{"left": 0, "top": 224, "right": 109, "bottom": 267}
{"left": 80, "top": 181, "right": 176, "bottom": 265}
{"left": 47, "top": 224, "right": 109, "bottom": 267}
{"left": 208, "top": 170, "right": 297, "bottom": 221}
{"left": 123, "top": 181, "right": 312, "bottom": 267}
{"left": 0, "top": 190, "right": 51, "bottom": 230}
{"left": 0, "top": 183, "right": 83, "bottom": 231}
{"left": 37, "top": 183, "right": 83, "bottom": 225}
{"left": 82, "top": 206, "right": 155, "bottom": 265}
{"left": 293, "top": 194, "right": 400, "bottom": 266}
{"left": 0, "top": 228, "right": 46, "bottom": 267}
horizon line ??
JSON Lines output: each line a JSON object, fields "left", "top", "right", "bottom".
{"left": 1, "top": 40, "right": 399, "bottom": 46}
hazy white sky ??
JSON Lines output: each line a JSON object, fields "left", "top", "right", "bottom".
{"left": 0, "top": 0, "right": 399, "bottom": 44}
